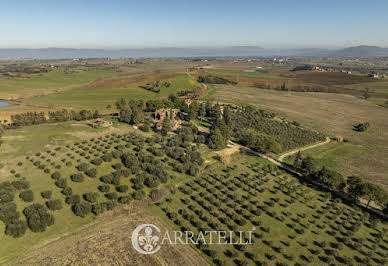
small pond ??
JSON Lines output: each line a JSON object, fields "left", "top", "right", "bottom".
{"left": 0, "top": 102, "right": 9, "bottom": 107}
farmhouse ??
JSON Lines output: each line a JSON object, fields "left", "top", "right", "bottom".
{"left": 153, "top": 108, "right": 187, "bottom": 131}
{"left": 368, "top": 73, "right": 379, "bottom": 78}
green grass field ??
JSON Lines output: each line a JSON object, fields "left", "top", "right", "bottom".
{"left": 0, "top": 69, "right": 121, "bottom": 99}
{"left": 13, "top": 74, "right": 200, "bottom": 110}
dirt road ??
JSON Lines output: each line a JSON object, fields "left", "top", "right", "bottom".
{"left": 278, "top": 137, "right": 331, "bottom": 162}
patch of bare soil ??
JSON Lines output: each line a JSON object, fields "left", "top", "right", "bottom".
{"left": 13, "top": 205, "right": 208, "bottom": 266}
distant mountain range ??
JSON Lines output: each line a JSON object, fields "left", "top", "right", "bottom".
{"left": 0, "top": 45, "right": 387, "bottom": 60}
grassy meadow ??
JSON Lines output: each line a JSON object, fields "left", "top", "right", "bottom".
{"left": 213, "top": 85, "right": 388, "bottom": 188}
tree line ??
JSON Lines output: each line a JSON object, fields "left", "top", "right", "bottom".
{"left": 9, "top": 109, "right": 100, "bottom": 127}
{"left": 294, "top": 152, "right": 388, "bottom": 213}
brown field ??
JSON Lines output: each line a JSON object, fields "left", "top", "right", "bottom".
{"left": 82, "top": 71, "right": 185, "bottom": 91}
{"left": 293, "top": 71, "right": 377, "bottom": 85}
{"left": 213, "top": 85, "right": 388, "bottom": 187}
{"left": 14, "top": 203, "right": 208, "bottom": 266}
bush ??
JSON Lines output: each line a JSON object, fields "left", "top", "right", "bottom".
{"left": 112, "top": 163, "right": 122, "bottom": 170}
{"left": 71, "top": 173, "right": 85, "bottom": 182}
{"left": 118, "top": 195, "right": 132, "bottom": 204}
{"left": 5, "top": 220, "right": 27, "bottom": 238}
{"left": 133, "top": 190, "right": 146, "bottom": 200}
{"left": 55, "top": 178, "right": 67, "bottom": 188}
{"left": 85, "top": 168, "right": 97, "bottom": 178}
{"left": 102, "top": 153, "right": 113, "bottom": 162}
{"left": 98, "top": 185, "right": 110, "bottom": 193}
{"left": 72, "top": 202, "right": 92, "bottom": 218}
{"left": 61, "top": 187, "right": 73, "bottom": 196}
{"left": 23, "top": 204, "right": 54, "bottom": 232}
{"left": 51, "top": 171, "right": 61, "bottom": 180}
{"left": 11, "top": 180, "right": 30, "bottom": 190}
{"left": 65, "top": 194, "right": 81, "bottom": 205}
{"left": 92, "top": 204, "right": 105, "bottom": 215}
{"left": 91, "top": 158, "right": 103, "bottom": 166}
{"left": 46, "top": 199, "right": 63, "bottom": 211}
{"left": 116, "top": 185, "right": 129, "bottom": 193}
{"left": 19, "top": 190, "right": 34, "bottom": 202}
{"left": 105, "top": 192, "right": 118, "bottom": 200}
{"left": 41, "top": 190, "right": 52, "bottom": 199}
{"left": 84, "top": 192, "right": 99, "bottom": 203}
{"left": 76, "top": 163, "right": 89, "bottom": 172}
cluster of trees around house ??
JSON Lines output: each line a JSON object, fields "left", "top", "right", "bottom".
{"left": 197, "top": 75, "right": 237, "bottom": 85}
{"left": 139, "top": 80, "right": 171, "bottom": 93}
{"left": 116, "top": 96, "right": 202, "bottom": 130}
{"left": 9, "top": 109, "right": 100, "bottom": 127}
{"left": 353, "top": 122, "right": 370, "bottom": 132}
{"left": 294, "top": 152, "right": 388, "bottom": 212}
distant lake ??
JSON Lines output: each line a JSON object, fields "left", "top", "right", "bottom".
{"left": 0, "top": 102, "right": 9, "bottom": 107}
{"left": 243, "top": 70, "right": 256, "bottom": 73}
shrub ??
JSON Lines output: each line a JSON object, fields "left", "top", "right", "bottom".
{"left": 65, "top": 194, "right": 81, "bottom": 205}
{"left": 85, "top": 168, "right": 97, "bottom": 177}
{"left": 5, "top": 220, "right": 27, "bottom": 238}
{"left": 102, "top": 153, "right": 113, "bottom": 162}
{"left": 46, "top": 199, "right": 63, "bottom": 211}
{"left": 23, "top": 204, "right": 54, "bottom": 232}
{"left": 51, "top": 171, "right": 61, "bottom": 180}
{"left": 98, "top": 185, "right": 110, "bottom": 193}
{"left": 112, "top": 176, "right": 121, "bottom": 186}
{"left": 92, "top": 204, "right": 105, "bottom": 215}
{"left": 116, "top": 185, "right": 129, "bottom": 193}
{"left": 72, "top": 202, "right": 92, "bottom": 218}
{"left": 102, "top": 200, "right": 116, "bottom": 210}
{"left": 19, "top": 190, "right": 34, "bottom": 202}
{"left": 112, "top": 163, "right": 122, "bottom": 170}
{"left": 71, "top": 173, "right": 85, "bottom": 182}
{"left": 112, "top": 150, "right": 122, "bottom": 159}
{"left": 91, "top": 158, "right": 103, "bottom": 166}
{"left": 55, "top": 178, "right": 67, "bottom": 188}
{"left": 76, "top": 163, "right": 89, "bottom": 172}
{"left": 11, "top": 180, "right": 30, "bottom": 190}
{"left": 118, "top": 195, "right": 132, "bottom": 204}
{"left": 105, "top": 192, "right": 118, "bottom": 200}
{"left": 41, "top": 190, "right": 52, "bottom": 199}
{"left": 84, "top": 192, "right": 99, "bottom": 203}
{"left": 61, "top": 187, "right": 73, "bottom": 196}
{"left": 133, "top": 190, "right": 146, "bottom": 200}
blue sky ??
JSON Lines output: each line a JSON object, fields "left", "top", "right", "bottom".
{"left": 1, "top": 0, "right": 387, "bottom": 49}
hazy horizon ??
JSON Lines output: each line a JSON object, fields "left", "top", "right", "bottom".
{"left": 1, "top": 0, "right": 388, "bottom": 49}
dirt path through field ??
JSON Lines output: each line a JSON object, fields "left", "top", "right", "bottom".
{"left": 278, "top": 137, "right": 331, "bottom": 162}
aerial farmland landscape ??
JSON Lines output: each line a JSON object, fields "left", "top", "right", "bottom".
{"left": 1, "top": 1, "right": 388, "bottom": 265}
